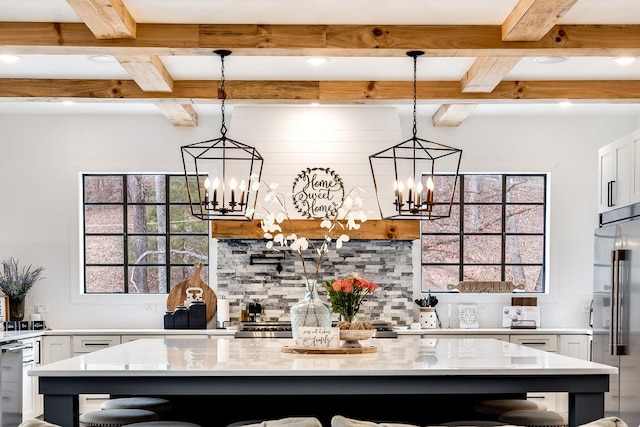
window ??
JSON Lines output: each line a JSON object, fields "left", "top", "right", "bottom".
{"left": 82, "top": 174, "right": 209, "bottom": 294}
{"left": 421, "top": 174, "right": 547, "bottom": 293}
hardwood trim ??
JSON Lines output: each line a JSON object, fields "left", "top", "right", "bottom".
{"left": 211, "top": 219, "right": 420, "bottom": 240}
{"left": 1, "top": 23, "right": 639, "bottom": 55}
{"left": 2, "top": 79, "right": 640, "bottom": 103}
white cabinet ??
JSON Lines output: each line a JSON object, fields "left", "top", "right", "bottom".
{"left": 631, "top": 133, "right": 640, "bottom": 205}
{"left": 22, "top": 337, "right": 42, "bottom": 420}
{"left": 598, "top": 130, "right": 640, "bottom": 213}
{"left": 42, "top": 335, "right": 72, "bottom": 365}
{"left": 559, "top": 334, "right": 590, "bottom": 360}
{"left": 72, "top": 335, "right": 122, "bottom": 413}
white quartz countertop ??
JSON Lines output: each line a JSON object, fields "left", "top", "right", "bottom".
{"left": 30, "top": 336, "right": 615, "bottom": 377}
{"left": 395, "top": 328, "right": 592, "bottom": 335}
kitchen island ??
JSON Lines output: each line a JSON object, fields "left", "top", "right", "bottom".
{"left": 31, "top": 337, "right": 616, "bottom": 427}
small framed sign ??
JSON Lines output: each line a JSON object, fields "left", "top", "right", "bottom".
{"left": 0, "top": 295, "right": 8, "bottom": 322}
{"left": 293, "top": 326, "right": 340, "bottom": 348}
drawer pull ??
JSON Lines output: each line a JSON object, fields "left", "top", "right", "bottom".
{"left": 84, "top": 343, "right": 110, "bottom": 346}
{"left": 521, "top": 341, "right": 548, "bottom": 346}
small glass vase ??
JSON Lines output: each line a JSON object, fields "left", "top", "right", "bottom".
{"left": 290, "top": 279, "right": 332, "bottom": 340}
{"left": 9, "top": 294, "right": 26, "bottom": 321}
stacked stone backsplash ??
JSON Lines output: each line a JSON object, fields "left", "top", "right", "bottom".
{"left": 216, "top": 239, "right": 414, "bottom": 325}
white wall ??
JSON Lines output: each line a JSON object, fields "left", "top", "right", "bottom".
{"left": 0, "top": 106, "right": 638, "bottom": 329}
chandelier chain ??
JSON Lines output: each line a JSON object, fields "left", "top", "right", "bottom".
{"left": 412, "top": 53, "right": 418, "bottom": 138}
{"left": 220, "top": 53, "right": 228, "bottom": 137}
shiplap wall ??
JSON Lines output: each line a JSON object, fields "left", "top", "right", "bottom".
{"left": 0, "top": 107, "right": 638, "bottom": 328}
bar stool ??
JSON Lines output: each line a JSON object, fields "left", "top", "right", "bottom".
{"left": 441, "top": 421, "right": 509, "bottom": 426}
{"left": 79, "top": 408, "right": 160, "bottom": 427}
{"left": 126, "top": 423, "right": 202, "bottom": 427}
{"left": 473, "top": 399, "right": 547, "bottom": 419}
{"left": 498, "top": 410, "right": 568, "bottom": 427}
{"left": 100, "top": 397, "right": 173, "bottom": 416}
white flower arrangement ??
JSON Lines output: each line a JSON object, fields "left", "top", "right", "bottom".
{"left": 247, "top": 177, "right": 368, "bottom": 282}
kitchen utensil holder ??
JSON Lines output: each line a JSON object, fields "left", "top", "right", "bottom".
{"left": 419, "top": 307, "right": 438, "bottom": 329}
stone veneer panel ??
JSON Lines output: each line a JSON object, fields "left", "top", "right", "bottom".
{"left": 217, "top": 239, "right": 414, "bottom": 325}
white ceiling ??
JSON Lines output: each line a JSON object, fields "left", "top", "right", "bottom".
{"left": 1, "top": 0, "right": 640, "bottom": 117}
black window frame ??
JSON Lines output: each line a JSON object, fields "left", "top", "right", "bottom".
{"left": 82, "top": 173, "right": 209, "bottom": 294}
{"left": 421, "top": 173, "right": 548, "bottom": 293}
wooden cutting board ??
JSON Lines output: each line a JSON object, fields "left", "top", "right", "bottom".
{"left": 281, "top": 346, "right": 377, "bottom": 354}
{"left": 166, "top": 262, "right": 217, "bottom": 322}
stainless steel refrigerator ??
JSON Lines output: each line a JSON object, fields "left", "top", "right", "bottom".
{"left": 593, "top": 204, "right": 640, "bottom": 427}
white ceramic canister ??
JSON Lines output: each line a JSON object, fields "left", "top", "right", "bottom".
{"left": 419, "top": 307, "right": 438, "bottom": 329}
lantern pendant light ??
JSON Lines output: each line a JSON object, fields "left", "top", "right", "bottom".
{"left": 369, "top": 51, "right": 462, "bottom": 220}
{"left": 181, "top": 50, "right": 264, "bottom": 220}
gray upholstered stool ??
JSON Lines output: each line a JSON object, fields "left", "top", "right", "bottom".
{"left": 79, "top": 408, "right": 160, "bottom": 427}
{"left": 126, "top": 423, "right": 202, "bottom": 427}
{"left": 100, "top": 397, "right": 173, "bottom": 414}
{"left": 498, "top": 410, "right": 567, "bottom": 427}
{"left": 473, "top": 399, "right": 547, "bottom": 418}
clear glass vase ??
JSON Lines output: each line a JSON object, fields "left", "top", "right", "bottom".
{"left": 290, "top": 279, "right": 332, "bottom": 340}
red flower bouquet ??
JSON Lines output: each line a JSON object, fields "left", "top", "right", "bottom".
{"left": 325, "top": 273, "right": 378, "bottom": 322}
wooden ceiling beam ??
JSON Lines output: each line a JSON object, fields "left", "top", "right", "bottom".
{"left": 115, "top": 55, "right": 174, "bottom": 92}
{"left": 1, "top": 23, "right": 639, "bottom": 56}
{"left": 65, "top": 0, "right": 136, "bottom": 39}
{"left": 1, "top": 78, "right": 639, "bottom": 102}
{"left": 461, "top": 57, "right": 522, "bottom": 93}
{"left": 502, "top": 0, "right": 579, "bottom": 41}
{"left": 432, "top": 105, "right": 478, "bottom": 127}
{"left": 155, "top": 103, "right": 198, "bottom": 126}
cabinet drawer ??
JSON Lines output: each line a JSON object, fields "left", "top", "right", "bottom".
{"left": 509, "top": 335, "right": 557, "bottom": 352}
{"left": 73, "top": 336, "right": 121, "bottom": 353}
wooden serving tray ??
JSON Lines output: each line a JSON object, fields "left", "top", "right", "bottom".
{"left": 281, "top": 346, "right": 377, "bottom": 354}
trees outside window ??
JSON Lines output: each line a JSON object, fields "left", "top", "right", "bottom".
{"left": 82, "top": 174, "right": 209, "bottom": 294}
{"left": 421, "top": 174, "right": 546, "bottom": 293}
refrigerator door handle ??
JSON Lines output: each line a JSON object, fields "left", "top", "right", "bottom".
{"left": 610, "top": 248, "right": 627, "bottom": 356}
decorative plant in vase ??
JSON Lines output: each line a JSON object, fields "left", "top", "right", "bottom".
{"left": 325, "top": 273, "right": 378, "bottom": 324}
{"left": 0, "top": 257, "right": 45, "bottom": 321}
{"left": 247, "top": 176, "right": 368, "bottom": 338}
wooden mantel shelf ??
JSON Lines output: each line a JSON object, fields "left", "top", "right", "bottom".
{"left": 211, "top": 219, "right": 419, "bottom": 240}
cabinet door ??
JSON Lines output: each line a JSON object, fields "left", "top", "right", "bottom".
{"left": 599, "top": 137, "right": 632, "bottom": 213}
{"left": 631, "top": 133, "right": 640, "bottom": 205}
{"left": 559, "top": 335, "right": 590, "bottom": 360}
{"left": 42, "top": 336, "right": 72, "bottom": 364}
{"left": 22, "top": 338, "right": 36, "bottom": 420}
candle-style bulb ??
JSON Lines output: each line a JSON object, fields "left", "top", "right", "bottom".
{"left": 203, "top": 177, "right": 210, "bottom": 204}
{"left": 230, "top": 177, "right": 237, "bottom": 205}
{"left": 416, "top": 181, "right": 423, "bottom": 206}
{"left": 212, "top": 177, "right": 219, "bottom": 205}
{"left": 407, "top": 177, "right": 414, "bottom": 205}
{"left": 426, "top": 176, "right": 434, "bottom": 205}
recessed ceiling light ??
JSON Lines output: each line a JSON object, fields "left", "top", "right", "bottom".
{"left": 306, "top": 57, "right": 328, "bottom": 66}
{"left": 0, "top": 54, "right": 21, "bottom": 64}
{"left": 612, "top": 56, "right": 637, "bottom": 66}
{"left": 533, "top": 56, "right": 568, "bottom": 64}
{"left": 88, "top": 54, "right": 117, "bottom": 63}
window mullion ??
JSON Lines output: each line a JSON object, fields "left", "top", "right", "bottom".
{"left": 122, "top": 174, "right": 129, "bottom": 293}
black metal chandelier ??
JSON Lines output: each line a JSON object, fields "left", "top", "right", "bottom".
{"left": 369, "top": 51, "right": 462, "bottom": 220}
{"left": 181, "top": 50, "right": 264, "bottom": 220}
